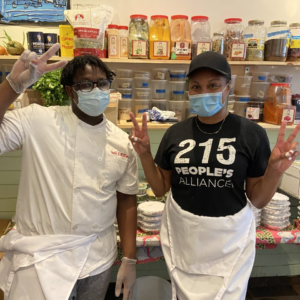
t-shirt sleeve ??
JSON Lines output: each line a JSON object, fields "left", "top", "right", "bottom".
{"left": 154, "top": 130, "right": 172, "bottom": 170}
{"left": 247, "top": 126, "right": 271, "bottom": 178}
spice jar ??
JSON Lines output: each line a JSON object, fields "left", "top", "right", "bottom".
{"left": 212, "top": 32, "right": 225, "bottom": 55}
{"left": 170, "top": 15, "right": 192, "bottom": 60}
{"left": 129, "top": 15, "right": 149, "bottom": 59}
{"left": 244, "top": 20, "right": 266, "bottom": 61}
{"left": 149, "top": 15, "right": 171, "bottom": 60}
{"left": 246, "top": 101, "right": 264, "bottom": 122}
{"left": 292, "top": 94, "right": 300, "bottom": 124}
{"left": 108, "top": 24, "right": 119, "bottom": 59}
{"left": 263, "top": 83, "right": 295, "bottom": 125}
{"left": 287, "top": 23, "right": 300, "bottom": 62}
{"left": 223, "top": 18, "right": 246, "bottom": 61}
{"left": 119, "top": 26, "right": 129, "bottom": 59}
{"left": 191, "top": 16, "right": 211, "bottom": 58}
{"left": 265, "top": 21, "right": 289, "bottom": 61}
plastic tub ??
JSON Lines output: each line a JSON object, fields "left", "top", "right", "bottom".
{"left": 234, "top": 100, "right": 248, "bottom": 117}
{"left": 168, "top": 100, "right": 185, "bottom": 121}
{"left": 118, "top": 99, "right": 133, "bottom": 120}
{"left": 169, "top": 70, "right": 187, "bottom": 81}
{"left": 116, "top": 69, "right": 133, "bottom": 78}
{"left": 134, "top": 99, "right": 151, "bottom": 117}
{"left": 234, "top": 76, "right": 253, "bottom": 95}
{"left": 152, "top": 68, "right": 169, "bottom": 80}
{"left": 185, "top": 101, "right": 197, "bottom": 118}
{"left": 134, "top": 88, "right": 151, "bottom": 99}
{"left": 151, "top": 99, "right": 168, "bottom": 111}
{"left": 227, "top": 94, "right": 235, "bottom": 110}
{"left": 235, "top": 95, "right": 251, "bottom": 102}
{"left": 117, "top": 88, "right": 133, "bottom": 99}
{"left": 134, "top": 71, "right": 151, "bottom": 78}
{"left": 135, "top": 77, "right": 151, "bottom": 88}
{"left": 169, "top": 81, "right": 186, "bottom": 100}
{"left": 152, "top": 80, "right": 168, "bottom": 99}
{"left": 229, "top": 75, "right": 237, "bottom": 95}
{"left": 250, "top": 82, "right": 270, "bottom": 100}
{"left": 268, "top": 74, "right": 293, "bottom": 83}
{"left": 252, "top": 72, "right": 270, "bottom": 82}
{"left": 117, "top": 78, "right": 133, "bottom": 88}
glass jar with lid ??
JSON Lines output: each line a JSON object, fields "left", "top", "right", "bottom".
{"left": 244, "top": 20, "right": 266, "bottom": 61}
{"left": 170, "top": 15, "right": 192, "bottom": 60}
{"left": 191, "top": 16, "right": 211, "bottom": 58}
{"left": 223, "top": 18, "right": 246, "bottom": 61}
{"left": 119, "top": 26, "right": 129, "bottom": 59}
{"left": 287, "top": 23, "right": 300, "bottom": 62}
{"left": 129, "top": 15, "right": 149, "bottom": 59}
{"left": 149, "top": 15, "right": 171, "bottom": 60}
{"left": 263, "top": 83, "right": 295, "bottom": 125}
{"left": 212, "top": 32, "right": 225, "bottom": 55}
{"left": 265, "top": 20, "right": 289, "bottom": 61}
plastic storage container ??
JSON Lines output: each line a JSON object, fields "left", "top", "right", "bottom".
{"left": 227, "top": 95, "right": 235, "bottom": 110}
{"left": 244, "top": 20, "right": 267, "bottom": 61}
{"left": 151, "top": 99, "right": 168, "bottom": 110}
{"left": 129, "top": 15, "right": 149, "bottom": 59}
{"left": 149, "top": 15, "right": 171, "bottom": 60}
{"left": 191, "top": 16, "right": 211, "bottom": 58}
{"left": 116, "top": 69, "right": 133, "bottom": 78}
{"left": 212, "top": 32, "right": 225, "bottom": 55}
{"left": 265, "top": 20, "right": 289, "bottom": 61}
{"left": 252, "top": 72, "right": 270, "bottom": 82}
{"left": 234, "top": 99, "right": 248, "bottom": 117}
{"left": 134, "top": 77, "right": 151, "bottom": 88}
{"left": 288, "top": 23, "right": 300, "bottom": 62}
{"left": 134, "top": 88, "right": 151, "bottom": 99}
{"left": 234, "top": 76, "right": 253, "bottom": 95}
{"left": 229, "top": 75, "right": 237, "bottom": 95}
{"left": 170, "top": 15, "right": 192, "bottom": 60}
{"left": 117, "top": 78, "right": 133, "bottom": 88}
{"left": 152, "top": 80, "right": 168, "bottom": 99}
{"left": 250, "top": 82, "right": 270, "bottom": 100}
{"left": 223, "top": 18, "right": 246, "bottom": 61}
{"left": 117, "top": 88, "right": 133, "bottom": 99}
{"left": 152, "top": 68, "right": 169, "bottom": 80}
{"left": 168, "top": 100, "right": 185, "bottom": 121}
{"left": 263, "top": 83, "right": 295, "bottom": 125}
{"left": 169, "top": 81, "right": 186, "bottom": 100}
{"left": 268, "top": 74, "right": 293, "bottom": 83}
{"left": 118, "top": 99, "right": 132, "bottom": 120}
{"left": 108, "top": 24, "right": 119, "bottom": 58}
{"left": 134, "top": 71, "right": 151, "bottom": 78}
{"left": 118, "top": 25, "right": 129, "bottom": 59}
{"left": 134, "top": 99, "right": 151, "bottom": 117}
{"left": 246, "top": 101, "right": 264, "bottom": 122}
{"left": 169, "top": 70, "right": 186, "bottom": 81}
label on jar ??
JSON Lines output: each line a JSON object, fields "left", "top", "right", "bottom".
{"left": 246, "top": 107, "right": 260, "bottom": 120}
{"left": 156, "top": 89, "right": 166, "bottom": 93}
{"left": 258, "top": 76, "right": 267, "bottom": 81}
{"left": 121, "top": 83, "right": 130, "bottom": 88}
{"left": 132, "top": 40, "right": 147, "bottom": 57}
{"left": 173, "top": 91, "right": 184, "bottom": 95}
{"left": 230, "top": 42, "right": 246, "bottom": 58}
{"left": 157, "top": 72, "right": 165, "bottom": 80}
{"left": 196, "top": 42, "right": 211, "bottom": 55}
{"left": 119, "top": 108, "right": 131, "bottom": 120}
{"left": 290, "top": 36, "right": 300, "bottom": 48}
{"left": 257, "top": 91, "right": 265, "bottom": 98}
{"left": 119, "top": 37, "right": 129, "bottom": 57}
{"left": 172, "top": 42, "right": 191, "bottom": 56}
{"left": 121, "top": 94, "right": 132, "bottom": 99}
{"left": 138, "top": 108, "right": 148, "bottom": 113}
{"left": 267, "top": 30, "right": 289, "bottom": 38}
{"left": 137, "top": 91, "right": 150, "bottom": 97}
{"left": 241, "top": 84, "right": 251, "bottom": 88}
{"left": 153, "top": 41, "right": 168, "bottom": 57}
{"left": 246, "top": 38, "right": 264, "bottom": 50}
{"left": 108, "top": 35, "right": 118, "bottom": 57}
{"left": 142, "top": 82, "right": 149, "bottom": 87}
{"left": 281, "top": 108, "right": 295, "bottom": 123}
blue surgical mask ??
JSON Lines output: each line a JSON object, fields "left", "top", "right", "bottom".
{"left": 75, "top": 88, "right": 110, "bottom": 117}
{"left": 189, "top": 85, "right": 228, "bottom": 117}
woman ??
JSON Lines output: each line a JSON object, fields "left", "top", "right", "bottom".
{"left": 129, "top": 51, "right": 300, "bottom": 300}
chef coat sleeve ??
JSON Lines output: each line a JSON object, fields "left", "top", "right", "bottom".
{"left": 116, "top": 142, "right": 139, "bottom": 195}
{"left": 0, "top": 104, "right": 35, "bottom": 155}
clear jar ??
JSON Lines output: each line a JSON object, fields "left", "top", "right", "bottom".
{"left": 129, "top": 15, "right": 149, "bottom": 59}
{"left": 107, "top": 24, "right": 119, "bottom": 59}
{"left": 170, "top": 15, "right": 191, "bottom": 60}
{"left": 223, "top": 18, "right": 246, "bottom": 61}
{"left": 244, "top": 20, "right": 266, "bottom": 61}
{"left": 265, "top": 20, "right": 289, "bottom": 61}
{"left": 212, "top": 32, "right": 225, "bottom": 55}
{"left": 149, "top": 15, "right": 171, "bottom": 60}
{"left": 191, "top": 16, "right": 211, "bottom": 58}
{"left": 118, "top": 25, "right": 129, "bottom": 59}
{"left": 287, "top": 23, "right": 300, "bottom": 62}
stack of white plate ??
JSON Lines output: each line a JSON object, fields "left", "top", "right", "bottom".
{"left": 137, "top": 201, "right": 165, "bottom": 234}
{"left": 137, "top": 182, "right": 148, "bottom": 205}
{"left": 262, "top": 192, "right": 291, "bottom": 231}
{"left": 251, "top": 205, "right": 261, "bottom": 227}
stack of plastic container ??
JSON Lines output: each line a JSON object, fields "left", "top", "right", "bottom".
{"left": 227, "top": 74, "right": 236, "bottom": 113}
{"left": 262, "top": 192, "right": 291, "bottom": 231}
{"left": 234, "top": 76, "right": 253, "bottom": 117}
{"left": 134, "top": 71, "right": 151, "bottom": 117}
{"left": 151, "top": 68, "right": 169, "bottom": 111}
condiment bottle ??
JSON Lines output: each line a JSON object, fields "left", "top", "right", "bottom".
{"left": 149, "top": 15, "right": 171, "bottom": 60}
{"left": 246, "top": 101, "right": 264, "bottom": 123}
{"left": 118, "top": 26, "right": 129, "bottom": 59}
{"left": 212, "top": 32, "right": 225, "bottom": 55}
{"left": 108, "top": 24, "right": 119, "bottom": 58}
{"left": 287, "top": 23, "right": 300, "bottom": 62}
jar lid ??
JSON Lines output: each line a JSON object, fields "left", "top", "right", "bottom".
{"left": 130, "top": 14, "right": 147, "bottom": 19}
{"left": 191, "top": 16, "right": 209, "bottom": 22}
{"left": 213, "top": 32, "right": 224, "bottom": 36}
{"left": 108, "top": 24, "right": 118, "bottom": 29}
{"left": 224, "top": 18, "right": 242, "bottom": 24}
{"left": 118, "top": 25, "right": 128, "bottom": 30}
{"left": 271, "top": 20, "right": 287, "bottom": 26}
{"left": 151, "top": 15, "right": 168, "bottom": 19}
{"left": 270, "top": 83, "right": 290, "bottom": 86}
{"left": 171, "top": 15, "right": 188, "bottom": 20}
{"left": 289, "top": 23, "right": 300, "bottom": 28}
{"left": 248, "top": 20, "right": 264, "bottom": 25}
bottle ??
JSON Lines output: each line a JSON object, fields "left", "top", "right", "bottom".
{"left": 108, "top": 24, "right": 119, "bottom": 58}
{"left": 212, "top": 32, "right": 225, "bottom": 55}
{"left": 118, "top": 26, "right": 129, "bottom": 59}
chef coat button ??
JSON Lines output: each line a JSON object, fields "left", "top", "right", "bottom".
{"left": 78, "top": 152, "right": 82, "bottom": 158}
{"left": 73, "top": 225, "right": 78, "bottom": 230}
{"left": 98, "top": 157, "right": 102, "bottom": 161}
{"left": 93, "top": 224, "right": 98, "bottom": 229}
{"left": 98, "top": 128, "right": 102, "bottom": 133}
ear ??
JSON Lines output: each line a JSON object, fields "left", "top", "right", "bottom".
{"left": 65, "top": 86, "right": 74, "bottom": 100}
{"left": 227, "top": 80, "right": 232, "bottom": 92}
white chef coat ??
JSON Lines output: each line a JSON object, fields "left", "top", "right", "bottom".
{"left": 0, "top": 104, "right": 138, "bottom": 297}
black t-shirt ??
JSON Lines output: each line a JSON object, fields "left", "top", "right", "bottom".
{"left": 154, "top": 113, "right": 271, "bottom": 217}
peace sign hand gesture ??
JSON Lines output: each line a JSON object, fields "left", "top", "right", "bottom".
{"left": 6, "top": 43, "right": 68, "bottom": 94}
{"left": 268, "top": 121, "right": 300, "bottom": 174}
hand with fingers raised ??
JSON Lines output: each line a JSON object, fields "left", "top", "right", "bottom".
{"left": 268, "top": 121, "right": 300, "bottom": 174}
{"left": 6, "top": 43, "right": 68, "bottom": 94}
{"left": 128, "top": 112, "right": 151, "bottom": 157}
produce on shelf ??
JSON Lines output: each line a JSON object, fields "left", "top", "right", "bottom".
{"left": 1, "top": 30, "right": 25, "bottom": 55}
{"left": 0, "top": 46, "right": 7, "bottom": 55}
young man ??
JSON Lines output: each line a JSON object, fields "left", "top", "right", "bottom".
{"left": 0, "top": 44, "right": 138, "bottom": 300}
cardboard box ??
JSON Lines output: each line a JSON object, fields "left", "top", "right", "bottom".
{"left": 279, "top": 161, "right": 300, "bottom": 199}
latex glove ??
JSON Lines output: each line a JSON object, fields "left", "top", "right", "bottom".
{"left": 6, "top": 43, "right": 68, "bottom": 94}
{"left": 115, "top": 257, "right": 137, "bottom": 300}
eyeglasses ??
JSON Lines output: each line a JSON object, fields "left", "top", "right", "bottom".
{"left": 72, "top": 79, "right": 112, "bottom": 93}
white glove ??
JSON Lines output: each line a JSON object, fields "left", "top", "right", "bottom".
{"left": 6, "top": 43, "right": 68, "bottom": 94}
{"left": 115, "top": 257, "right": 137, "bottom": 300}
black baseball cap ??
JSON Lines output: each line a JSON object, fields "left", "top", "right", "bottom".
{"left": 187, "top": 51, "right": 231, "bottom": 80}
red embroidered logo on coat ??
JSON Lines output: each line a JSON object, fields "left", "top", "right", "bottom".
{"left": 111, "top": 150, "right": 129, "bottom": 159}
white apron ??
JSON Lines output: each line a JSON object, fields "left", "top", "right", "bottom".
{"left": 160, "top": 192, "right": 256, "bottom": 300}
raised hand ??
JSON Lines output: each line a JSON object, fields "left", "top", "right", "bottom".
{"left": 6, "top": 43, "right": 68, "bottom": 94}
